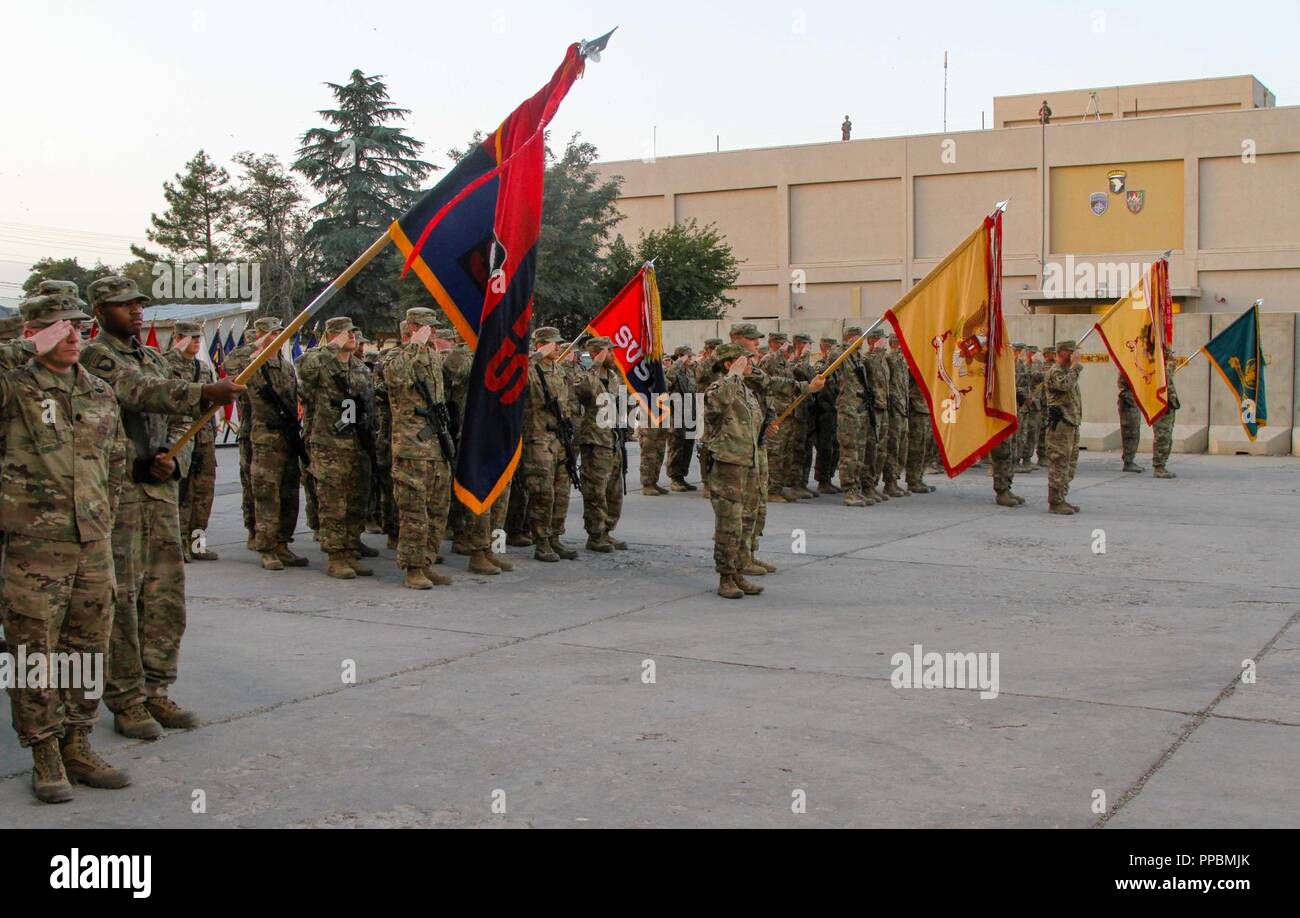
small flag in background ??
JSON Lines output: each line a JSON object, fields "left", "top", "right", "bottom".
{"left": 1202, "top": 302, "right": 1268, "bottom": 440}
{"left": 291, "top": 332, "right": 303, "bottom": 362}
{"left": 886, "top": 210, "right": 1016, "bottom": 476}
{"left": 1093, "top": 258, "right": 1173, "bottom": 425}
{"left": 88, "top": 320, "right": 98, "bottom": 339}
{"left": 585, "top": 262, "right": 667, "bottom": 421}
{"left": 144, "top": 321, "right": 160, "bottom": 350}
{"left": 224, "top": 327, "right": 237, "bottom": 355}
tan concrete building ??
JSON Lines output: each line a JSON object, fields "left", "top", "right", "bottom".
{"left": 593, "top": 75, "right": 1299, "bottom": 322}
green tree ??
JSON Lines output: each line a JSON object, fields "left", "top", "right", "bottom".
{"left": 228, "top": 152, "right": 309, "bottom": 320}
{"left": 294, "top": 70, "right": 435, "bottom": 332}
{"left": 533, "top": 134, "right": 624, "bottom": 335}
{"left": 21, "top": 256, "right": 115, "bottom": 297}
{"left": 601, "top": 219, "right": 739, "bottom": 320}
{"left": 133, "top": 149, "right": 234, "bottom": 264}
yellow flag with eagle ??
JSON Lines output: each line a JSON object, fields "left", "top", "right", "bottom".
{"left": 886, "top": 211, "right": 1017, "bottom": 476}
{"left": 1093, "top": 258, "right": 1172, "bottom": 425}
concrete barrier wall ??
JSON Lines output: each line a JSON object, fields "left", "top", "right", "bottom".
{"left": 1208, "top": 312, "right": 1294, "bottom": 455}
{"left": 660, "top": 312, "right": 1298, "bottom": 456}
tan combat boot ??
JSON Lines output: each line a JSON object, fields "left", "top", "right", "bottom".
{"left": 883, "top": 483, "right": 908, "bottom": 498}
{"left": 485, "top": 552, "right": 513, "bottom": 572}
{"left": 423, "top": 566, "right": 453, "bottom": 585}
{"left": 843, "top": 490, "right": 867, "bottom": 507}
{"left": 732, "top": 573, "right": 764, "bottom": 595}
{"left": 995, "top": 491, "right": 1019, "bottom": 507}
{"left": 260, "top": 551, "right": 285, "bottom": 571}
{"left": 327, "top": 553, "right": 358, "bottom": 579}
{"left": 606, "top": 535, "right": 628, "bottom": 550}
{"left": 31, "top": 738, "right": 73, "bottom": 804}
{"left": 585, "top": 535, "right": 614, "bottom": 553}
{"left": 145, "top": 696, "right": 199, "bottom": 729}
{"left": 404, "top": 567, "right": 434, "bottom": 590}
{"left": 550, "top": 538, "right": 579, "bottom": 561}
{"left": 1153, "top": 467, "right": 1176, "bottom": 479}
{"left": 346, "top": 553, "right": 374, "bottom": 577}
{"left": 817, "top": 480, "right": 842, "bottom": 494}
{"left": 754, "top": 557, "right": 777, "bottom": 573}
{"left": 275, "top": 543, "right": 309, "bottom": 567}
{"left": 61, "top": 727, "right": 131, "bottom": 788}
{"left": 113, "top": 703, "right": 162, "bottom": 740}
{"left": 468, "top": 550, "right": 501, "bottom": 574}
{"left": 717, "top": 574, "right": 743, "bottom": 599}
{"left": 1049, "top": 502, "right": 1075, "bottom": 515}
{"left": 506, "top": 532, "right": 533, "bottom": 547}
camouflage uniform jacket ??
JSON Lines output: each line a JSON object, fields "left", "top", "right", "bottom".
{"left": 1015, "top": 361, "right": 1032, "bottom": 410}
{"left": 757, "top": 350, "right": 795, "bottom": 410}
{"left": 226, "top": 346, "right": 298, "bottom": 446}
{"left": 81, "top": 331, "right": 202, "bottom": 504}
{"left": 704, "top": 374, "right": 761, "bottom": 467}
{"left": 523, "top": 355, "right": 571, "bottom": 444}
{"left": 296, "top": 345, "right": 373, "bottom": 451}
{"left": 1045, "top": 364, "right": 1084, "bottom": 427}
{"left": 0, "top": 360, "right": 127, "bottom": 543}
{"left": 163, "top": 348, "right": 218, "bottom": 436}
{"left": 1165, "top": 356, "right": 1181, "bottom": 410}
{"left": 384, "top": 342, "right": 449, "bottom": 462}
{"left": 863, "top": 348, "right": 890, "bottom": 409}
{"left": 574, "top": 364, "right": 623, "bottom": 449}
{"left": 886, "top": 349, "right": 909, "bottom": 415}
{"left": 833, "top": 346, "right": 870, "bottom": 416}
{"left": 907, "top": 369, "right": 930, "bottom": 416}
{"left": 442, "top": 346, "right": 472, "bottom": 415}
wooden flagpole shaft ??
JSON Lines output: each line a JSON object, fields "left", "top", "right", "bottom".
{"left": 1175, "top": 349, "right": 1203, "bottom": 373}
{"left": 768, "top": 314, "right": 885, "bottom": 432}
{"left": 161, "top": 231, "right": 393, "bottom": 462}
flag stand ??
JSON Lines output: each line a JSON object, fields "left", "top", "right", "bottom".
{"left": 161, "top": 231, "right": 393, "bottom": 461}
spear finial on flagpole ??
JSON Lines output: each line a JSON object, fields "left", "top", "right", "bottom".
{"left": 579, "top": 27, "right": 617, "bottom": 62}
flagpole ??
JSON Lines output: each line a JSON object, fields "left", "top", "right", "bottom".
{"left": 161, "top": 231, "right": 393, "bottom": 462}
{"left": 1079, "top": 249, "right": 1172, "bottom": 347}
{"left": 769, "top": 200, "right": 1009, "bottom": 433}
{"left": 559, "top": 258, "right": 657, "bottom": 361}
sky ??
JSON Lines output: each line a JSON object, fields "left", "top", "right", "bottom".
{"left": 2, "top": 0, "right": 1297, "bottom": 294}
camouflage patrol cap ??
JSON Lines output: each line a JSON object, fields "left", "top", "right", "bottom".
{"left": 793, "top": 333, "right": 812, "bottom": 344}
{"left": 820, "top": 335, "right": 838, "bottom": 345}
{"left": 532, "top": 326, "right": 561, "bottom": 345}
{"left": 1055, "top": 339, "right": 1077, "bottom": 352}
{"left": 253, "top": 316, "right": 283, "bottom": 334}
{"left": 586, "top": 336, "right": 613, "bottom": 353}
{"left": 1042, "top": 344, "right": 1057, "bottom": 353}
{"left": 87, "top": 275, "right": 150, "bottom": 308}
{"left": 20, "top": 293, "right": 92, "bottom": 326}
{"left": 673, "top": 345, "right": 693, "bottom": 357}
{"left": 703, "top": 337, "right": 723, "bottom": 348}
{"left": 866, "top": 327, "right": 884, "bottom": 339}
{"left": 715, "top": 343, "right": 746, "bottom": 361}
{"left": 1012, "top": 341, "right": 1026, "bottom": 349}
{"left": 404, "top": 307, "right": 440, "bottom": 326}
{"left": 0, "top": 313, "right": 24, "bottom": 338}
{"left": 844, "top": 325, "right": 863, "bottom": 336}
{"left": 173, "top": 320, "right": 203, "bottom": 337}
{"left": 1024, "top": 344, "right": 1039, "bottom": 353}
{"left": 324, "top": 316, "right": 355, "bottom": 336}
{"left": 767, "top": 331, "right": 788, "bottom": 343}
{"left": 729, "top": 322, "right": 762, "bottom": 340}
{"left": 36, "top": 279, "right": 85, "bottom": 303}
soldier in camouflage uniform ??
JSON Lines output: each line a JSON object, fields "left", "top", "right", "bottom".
{"left": 225, "top": 332, "right": 259, "bottom": 547}
{"left": 83, "top": 276, "right": 241, "bottom": 739}
{"left": 833, "top": 326, "right": 871, "bottom": 506}
{"left": 810, "top": 336, "right": 841, "bottom": 493}
{"left": 757, "top": 331, "right": 802, "bottom": 503}
{"left": 1, "top": 297, "right": 132, "bottom": 802}
{"left": 1117, "top": 372, "right": 1145, "bottom": 473}
{"left": 1017, "top": 345, "right": 1043, "bottom": 472}
{"left": 296, "top": 316, "right": 375, "bottom": 579}
{"left": 384, "top": 308, "right": 456, "bottom": 589}
{"left": 226, "top": 317, "right": 307, "bottom": 572}
{"left": 786, "top": 334, "right": 818, "bottom": 498}
{"left": 703, "top": 344, "right": 766, "bottom": 599}
{"left": 163, "top": 320, "right": 219, "bottom": 561}
{"left": 694, "top": 337, "right": 723, "bottom": 497}
{"left": 990, "top": 344, "right": 1028, "bottom": 508}
{"left": 665, "top": 345, "right": 697, "bottom": 491}
{"left": 575, "top": 336, "right": 629, "bottom": 552}
{"left": 638, "top": 388, "right": 671, "bottom": 495}
{"left": 0, "top": 313, "right": 24, "bottom": 342}
{"left": 1045, "top": 339, "right": 1083, "bottom": 514}
{"left": 373, "top": 338, "right": 401, "bottom": 548}
{"left": 882, "top": 334, "right": 911, "bottom": 498}
{"left": 904, "top": 365, "right": 935, "bottom": 493}
{"left": 1036, "top": 345, "right": 1056, "bottom": 466}
{"left": 522, "top": 326, "right": 578, "bottom": 562}
{"left": 861, "top": 329, "right": 891, "bottom": 503}
{"left": 1152, "top": 353, "right": 1180, "bottom": 478}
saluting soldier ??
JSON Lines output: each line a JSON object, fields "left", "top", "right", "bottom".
{"left": 296, "top": 317, "right": 374, "bottom": 579}
{"left": 1036, "top": 345, "right": 1056, "bottom": 467}
{"left": 665, "top": 344, "right": 697, "bottom": 491}
{"left": 694, "top": 337, "right": 724, "bottom": 497}
{"left": 226, "top": 316, "right": 307, "bottom": 572}
{"left": 757, "top": 331, "right": 800, "bottom": 503}
{"left": 82, "top": 276, "right": 242, "bottom": 739}
{"left": 833, "top": 326, "right": 871, "bottom": 506}
{"left": 522, "top": 326, "right": 578, "bottom": 562}
{"left": 1018, "top": 345, "right": 1043, "bottom": 472}
{"left": 163, "top": 320, "right": 219, "bottom": 561}
{"left": 1045, "top": 339, "right": 1084, "bottom": 514}
{"left": 0, "top": 299, "right": 130, "bottom": 801}
{"left": 575, "top": 336, "right": 629, "bottom": 552}
{"left": 383, "top": 308, "right": 456, "bottom": 589}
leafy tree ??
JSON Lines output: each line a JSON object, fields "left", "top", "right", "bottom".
{"left": 21, "top": 257, "right": 115, "bottom": 297}
{"left": 294, "top": 70, "right": 435, "bottom": 332}
{"left": 600, "top": 219, "right": 739, "bottom": 320}
{"left": 132, "top": 149, "right": 234, "bottom": 264}
{"left": 228, "top": 152, "right": 309, "bottom": 319}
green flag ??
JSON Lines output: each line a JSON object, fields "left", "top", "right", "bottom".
{"left": 1202, "top": 304, "right": 1267, "bottom": 440}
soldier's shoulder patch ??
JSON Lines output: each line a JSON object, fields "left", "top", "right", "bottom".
{"left": 87, "top": 350, "right": 119, "bottom": 375}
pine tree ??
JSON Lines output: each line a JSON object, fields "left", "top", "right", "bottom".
{"left": 133, "top": 150, "right": 234, "bottom": 264}
{"left": 228, "top": 152, "right": 308, "bottom": 319}
{"left": 294, "top": 70, "right": 435, "bottom": 331}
